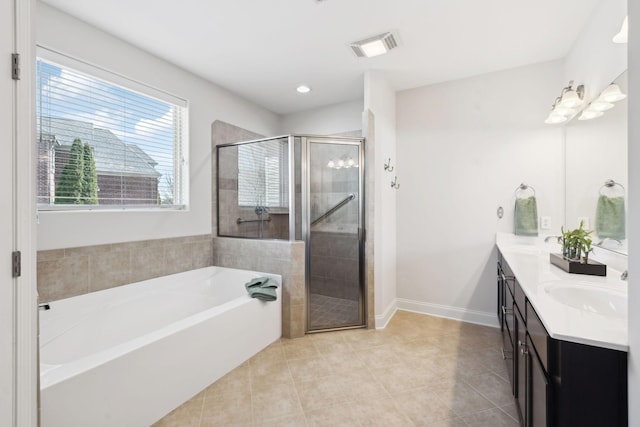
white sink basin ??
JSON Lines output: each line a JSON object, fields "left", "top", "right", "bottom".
{"left": 544, "top": 284, "right": 627, "bottom": 319}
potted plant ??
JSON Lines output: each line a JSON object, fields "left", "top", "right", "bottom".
{"left": 558, "top": 220, "right": 594, "bottom": 263}
{"left": 551, "top": 221, "right": 606, "bottom": 276}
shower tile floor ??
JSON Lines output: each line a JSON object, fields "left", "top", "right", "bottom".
{"left": 153, "top": 311, "right": 518, "bottom": 427}
{"left": 308, "top": 293, "right": 360, "bottom": 329}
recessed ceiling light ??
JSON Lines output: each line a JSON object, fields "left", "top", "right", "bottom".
{"left": 296, "top": 85, "right": 311, "bottom": 94}
{"left": 350, "top": 32, "right": 399, "bottom": 58}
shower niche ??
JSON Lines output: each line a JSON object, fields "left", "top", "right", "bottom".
{"left": 217, "top": 135, "right": 365, "bottom": 331}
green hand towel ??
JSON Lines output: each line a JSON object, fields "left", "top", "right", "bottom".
{"left": 514, "top": 197, "right": 538, "bottom": 236}
{"left": 596, "top": 195, "right": 625, "bottom": 240}
{"left": 245, "top": 276, "right": 279, "bottom": 301}
{"left": 247, "top": 286, "right": 277, "bottom": 301}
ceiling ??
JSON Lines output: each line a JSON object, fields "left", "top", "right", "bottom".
{"left": 41, "top": 0, "right": 601, "bottom": 115}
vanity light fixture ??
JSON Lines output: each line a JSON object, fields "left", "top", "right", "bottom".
{"left": 578, "top": 82, "right": 626, "bottom": 121}
{"left": 327, "top": 155, "right": 358, "bottom": 169}
{"left": 544, "top": 81, "right": 584, "bottom": 124}
{"left": 350, "top": 32, "right": 399, "bottom": 58}
{"left": 599, "top": 83, "right": 627, "bottom": 102}
{"left": 613, "top": 16, "right": 628, "bottom": 44}
{"left": 578, "top": 110, "right": 604, "bottom": 121}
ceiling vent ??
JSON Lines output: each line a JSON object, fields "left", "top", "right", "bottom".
{"left": 350, "top": 32, "right": 399, "bottom": 58}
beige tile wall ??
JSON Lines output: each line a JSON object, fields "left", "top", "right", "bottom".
{"left": 212, "top": 120, "right": 306, "bottom": 338}
{"left": 212, "top": 237, "right": 306, "bottom": 338}
{"left": 37, "top": 235, "right": 213, "bottom": 302}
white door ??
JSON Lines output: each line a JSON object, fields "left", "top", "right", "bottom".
{"left": 0, "top": 0, "right": 16, "bottom": 424}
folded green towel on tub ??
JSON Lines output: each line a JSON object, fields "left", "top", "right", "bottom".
{"left": 245, "top": 276, "right": 279, "bottom": 301}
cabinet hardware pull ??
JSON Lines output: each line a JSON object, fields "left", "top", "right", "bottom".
{"left": 501, "top": 306, "right": 513, "bottom": 315}
{"left": 521, "top": 346, "right": 529, "bottom": 356}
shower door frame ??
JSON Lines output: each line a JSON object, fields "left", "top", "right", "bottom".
{"left": 301, "top": 136, "right": 366, "bottom": 333}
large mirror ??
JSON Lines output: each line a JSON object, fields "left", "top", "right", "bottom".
{"left": 565, "top": 71, "right": 628, "bottom": 255}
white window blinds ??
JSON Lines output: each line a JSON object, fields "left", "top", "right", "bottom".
{"left": 237, "top": 138, "right": 289, "bottom": 209}
{"left": 36, "top": 48, "right": 188, "bottom": 209}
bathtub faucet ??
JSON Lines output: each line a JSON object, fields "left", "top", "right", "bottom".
{"left": 39, "top": 303, "right": 51, "bottom": 311}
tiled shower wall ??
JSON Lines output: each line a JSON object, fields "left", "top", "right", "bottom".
{"left": 217, "top": 144, "right": 290, "bottom": 240}
{"left": 212, "top": 120, "right": 306, "bottom": 338}
{"left": 37, "top": 235, "right": 213, "bottom": 302}
{"left": 309, "top": 231, "right": 359, "bottom": 300}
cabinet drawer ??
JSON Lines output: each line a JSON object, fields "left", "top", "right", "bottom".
{"left": 526, "top": 301, "right": 549, "bottom": 372}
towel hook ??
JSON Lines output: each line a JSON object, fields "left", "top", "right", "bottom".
{"left": 390, "top": 176, "right": 400, "bottom": 189}
{"left": 514, "top": 183, "right": 535, "bottom": 198}
{"left": 384, "top": 158, "right": 394, "bottom": 172}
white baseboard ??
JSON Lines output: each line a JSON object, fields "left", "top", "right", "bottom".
{"left": 375, "top": 299, "right": 397, "bottom": 329}
{"left": 396, "top": 298, "right": 499, "bottom": 328}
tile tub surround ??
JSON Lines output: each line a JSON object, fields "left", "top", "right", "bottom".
{"left": 154, "top": 310, "right": 517, "bottom": 427}
{"left": 37, "top": 235, "right": 213, "bottom": 302}
{"left": 212, "top": 237, "right": 306, "bottom": 338}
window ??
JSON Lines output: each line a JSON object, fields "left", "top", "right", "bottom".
{"left": 237, "top": 138, "right": 289, "bottom": 210}
{"left": 36, "top": 48, "right": 188, "bottom": 209}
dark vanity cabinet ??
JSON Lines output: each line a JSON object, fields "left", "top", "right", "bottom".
{"left": 497, "top": 250, "right": 627, "bottom": 427}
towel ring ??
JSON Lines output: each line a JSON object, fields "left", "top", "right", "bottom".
{"left": 599, "top": 179, "right": 625, "bottom": 195}
{"left": 515, "top": 183, "right": 535, "bottom": 199}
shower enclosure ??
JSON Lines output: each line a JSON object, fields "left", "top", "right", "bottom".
{"left": 217, "top": 135, "right": 365, "bottom": 331}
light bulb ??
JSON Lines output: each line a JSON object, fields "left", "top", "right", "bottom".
{"left": 327, "top": 160, "right": 335, "bottom": 168}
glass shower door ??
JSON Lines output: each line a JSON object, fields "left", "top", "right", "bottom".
{"left": 306, "top": 138, "right": 363, "bottom": 331}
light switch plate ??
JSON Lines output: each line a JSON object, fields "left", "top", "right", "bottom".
{"left": 540, "top": 216, "right": 551, "bottom": 230}
{"left": 578, "top": 217, "right": 590, "bottom": 229}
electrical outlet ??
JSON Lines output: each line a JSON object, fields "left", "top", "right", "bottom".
{"left": 540, "top": 216, "right": 551, "bottom": 230}
{"left": 578, "top": 217, "right": 590, "bottom": 229}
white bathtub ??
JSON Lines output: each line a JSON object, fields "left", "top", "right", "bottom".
{"left": 39, "top": 266, "right": 282, "bottom": 427}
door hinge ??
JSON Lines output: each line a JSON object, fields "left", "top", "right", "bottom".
{"left": 12, "top": 251, "right": 21, "bottom": 278}
{"left": 11, "top": 53, "right": 20, "bottom": 80}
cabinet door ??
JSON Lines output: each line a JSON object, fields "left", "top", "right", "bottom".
{"left": 497, "top": 264, "right": 505, "bottom": 331}
{"left": 502, "top": 287, "right": 515, "bottom": 392}
{"left": 515, "top": 308, "right": 526, "bottom": 423}
{"left": 527, "top": 335, "right": 549, "bottom": 427}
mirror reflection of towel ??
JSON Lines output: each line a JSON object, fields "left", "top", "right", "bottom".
{"left": 514, "top": 197, "right": 538, "bottom": 236}
{"left": 596, "top": 195, "right": 625, "bottom": 240}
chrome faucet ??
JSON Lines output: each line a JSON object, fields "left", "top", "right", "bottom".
{"left": 621, "top": 270, "right": 628, "bottom": 281}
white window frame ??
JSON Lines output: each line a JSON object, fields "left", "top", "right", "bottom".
{"left": 35, "top": 46, "right": 189, "bottom": 211}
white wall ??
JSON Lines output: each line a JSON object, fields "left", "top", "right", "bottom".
{"left": 564, "top": 0, "right": 627, "bottom": 101}
{"left": 36, "top": 2, "right": 281, "bottom": 250}
{"left": 364, "top": 71, "right": 397, "bottom": 327}
{"left": 279, "top": 99, "right": 363, "bottom": 135}
{"left": 627, "top": 0, "right": 638, "bottom": 423}
{"left": 396, "top": 60, "right": 565, "bottom": 326}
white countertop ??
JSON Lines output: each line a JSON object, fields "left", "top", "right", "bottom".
{"left": 496, "top": 232, "right": 628, "bottom": 352}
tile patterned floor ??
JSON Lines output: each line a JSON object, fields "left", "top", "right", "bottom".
{"left": 308, "top": 293, "right": 360, "bottom": 329}
{"left": 153, "top": 311, "right": 519, "bottom": 427}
